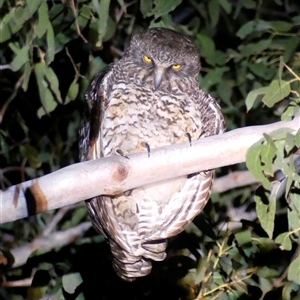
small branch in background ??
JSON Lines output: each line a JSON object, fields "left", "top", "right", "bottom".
{"left": 212, "top": 171, "right": 258, "bottom": 194}
{"left": 11, "top": 222, "right": 92, "bottom": 268}
{"left": 42, "top": 205, "right": 76, "bottom": 237}
{"left": 69, "top": 0, "right": 88, "bottom": 43}
{"left": 65, "top": 47, "right": 80, "bottom": 81}
{"left": 2, "top": 274, "right": 35, "bottom": 288}
{"left": 0, "top": 64, "right": 12, "bottom": 70}
{"left": 0, "top": 76, "right": 24, "bottom": 124}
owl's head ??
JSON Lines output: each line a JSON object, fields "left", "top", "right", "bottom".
{"left": 123, "top": 27, "right": 201, "bottom": 90}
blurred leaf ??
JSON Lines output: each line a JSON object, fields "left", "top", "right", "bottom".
{"left": 140, "top": 0, "right": 154, "bottom": 18}
{"left": 240, "top": 39, "right": 271, "bottom": 57}
{"left": 152, "top": 0, "right": 182, "bottom": 18}
{"left": 260, "top": 133, "right": 277, "bottom": 176}
{"left": 208, "top": 0, "right": 220, "bottom": 28}
{"left": 235, "top": 230, "right": 251, "bottom": 246}
{"left": 282, "top": 282, "right": 300, "bottom": 300}
{"left": 288, "top": 193, "right": 300, "bottom": 232}
{"left": 246, "top": 141, "right": 271, "bottom": 189}
{"left": 34, "top": 62, "right": 58, "bottom": 118}
{"left": 62, "top": 272, "right": 83, "bottom": 294}
{"left": 275, "top": 232, "right": 292, "bottom": 250}
{"left": 255, "top": 187, "right": 275, "bottom": 238}
{"left": 36, "top": 2, "right": 49, "bottom": 38}
{"left": 0, "top": 0, "right": 43, "bottom": 42}
{"left": 10, "top": 45, "right": 29, "bottom": 71}
{"left": 262, "top": 79, "right": 291, "bottom": 108}
{"left": 44, "top": 66, "right": 62, "bottom": 103}
{"left": 295, "top": 129, "right": 300, "bottom": 147}
{"left": 46, "top": 25, "right": 55, "bottom": 64}
{"left": 288, "top": 253, "right": 300, "bottom": 285}
{"left": 245, "top": 87, "right": 268, "bottom": 112}
{"left": 65, "top": 80, "right": 79, "bottom": 104}
{"left": 218, "top": 0, "right": 232, "bottom": 13}
{"left": 256, "top": 266, "right": 279, "bottom": 278}
{"left": 91, "top": 0, "right": 110, "bottom": 49}
{"left": 22, "top": 62, "right": 32, "bottom": 91}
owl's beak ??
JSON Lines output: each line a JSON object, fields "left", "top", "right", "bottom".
{"left": 154, "top": 66, "right": 166, "bottom": 90}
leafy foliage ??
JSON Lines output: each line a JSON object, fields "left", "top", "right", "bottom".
{"left": 1, "top": 0, "right": 300, "bottom": 299}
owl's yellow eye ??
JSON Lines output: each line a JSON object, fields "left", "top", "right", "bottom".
{"left": 172, "top": 64, "right": 182, "bottom": 70}
{"left": 143, "top": 55, "right": 152, "bottom": 63}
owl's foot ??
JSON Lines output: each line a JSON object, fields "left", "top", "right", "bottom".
{"left": 115, "top": 148, "right": 130, "bottom": 159}
{"left": 186, "top": 132, "right": 192, "bottom": 146}
{"left": 141, "top": 141, "right": 151, "bottom": 158}
{"left": 200, "top": 170, "right": 209, "bottom": 176}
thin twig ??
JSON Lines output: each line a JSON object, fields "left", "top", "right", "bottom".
{"left": 0, "top": 76, "right": 24, "bottom": 124}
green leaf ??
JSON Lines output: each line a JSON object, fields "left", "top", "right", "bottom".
{"left": 269, "top": 21, "right": 293, "bottom": 32}
{"left": 262, "top": 79, "right": 291, "bottom": 108}
{"left": 0, "top": 0, "right": 43, "bottom": 43}
{"left": 196, "top": 33, "right": 215, "bottom": 59}
{"left": 65, "top": 80, "right": 79, "bottom": 104}
{"left": 235, "top": 230, "right": 252, "bottom": 246}
{"left": 201, "top": 67, "right": 228, "bottom": 90}
{"left": 288, "top": 193, "right": 300, "bottom": 232}
{"left": 44, "top": 66, "right": 62, "bottom": 103}
{"left": 246, "top": 141, "right": 271, "bottom": 189}
{"left": 285, "top": 132, "right": 295, "bottom": 154}
{"left": 282, "top": 282, "right": 299, "bottom": 300}
{"left": 218, "top": 0, "right": 232, "bottom": 13}
{"left": 261, "top": 133, "right": 277, "bottom": 176}
{"left": 245, "top": 87, "right": 268, "bottom": 112}
{"left": 295, "top": 129, "right": 300, "bottom": 148}
{"left": 152, "top": 0, "right": 182, "bottom": 19}
{"left": 62, "top": 273, "right": 83, "bottom": 294}
{"left": 91, "top": 0, "right": 110, "bottom": 48}
{"left": 256, "top": 266, "right": 279, "bottom": 278}
{"left": 34, "top": 62, "right": 58, "bottom": 118}
{"left": 275, "top": 232, "right": 292, "bottom": 250}
{"left": 288, "top": 253, "right": 300, "bottom": 285}
{"left": 237, "top": 20, "right": 269, "bottom": 39}
{"left": 240, "top": 39, "right": 271, "bottom": 57}
{"left": 10, "top": 44, "right": 30, "bottom": 72}
{"left": 248, "top": 62, "right": 275, "bottom": 80}
{"left": 35, "top": 2, "right": 49, "bottom": 38}
{"left": 46, "top": 25, "right": 55, "bottom": 64}
{"left": 22, "top": 62, "right": 32, "bottom": 91}
{"left": 208, "top": 0, "right": 220, "bottom": 28}
{"left": 140, "top": 0, "right": 153, "bottom": 18}
{"left": 255, "top": 187, "right": 275, "bottom": 238}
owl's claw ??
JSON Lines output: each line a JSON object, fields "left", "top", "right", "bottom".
{"left": 141, "top": 142, "right": 151, "bottom": 158}
{"left": 186, "top": 132, "right": 192, "bottom": 146}
{"left": 200, "top": 170, "right": 209, "bottom": 176}
{"left": 115, "top": 148, "right": 130, "bottom": 159}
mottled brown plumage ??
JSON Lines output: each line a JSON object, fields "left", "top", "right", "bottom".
{"left": 79, "top": 27, "right": 225, "bottom": 281}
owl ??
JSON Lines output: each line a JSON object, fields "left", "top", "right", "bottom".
{"left": 79, "top": 27, "right": 225, "bottom": 281}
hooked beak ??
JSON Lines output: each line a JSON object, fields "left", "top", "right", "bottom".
{"left": 154, "top": 66, "right": 166, "bottom": 90}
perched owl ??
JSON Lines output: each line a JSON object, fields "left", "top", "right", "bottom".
{"left": 79, "top": 27, "right": 225, "bottom": 281}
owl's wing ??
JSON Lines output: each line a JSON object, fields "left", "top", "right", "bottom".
{"left": 79, "top": 64, "right": 113, "bottom": 161}
{"left": 79, "top": 65, "right": 113, "bottom": 235}
{"left": 144, "top": 171, "right": 213, "bottom": 241}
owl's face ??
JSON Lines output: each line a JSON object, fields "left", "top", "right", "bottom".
{"left": 122, "top": 28, "right": 201, "bottom": 91}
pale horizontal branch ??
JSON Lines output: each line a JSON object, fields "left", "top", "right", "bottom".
{"left": 1, "top": 117, "right": 299, "bottom": 224}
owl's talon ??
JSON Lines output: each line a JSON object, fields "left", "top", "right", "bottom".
{"left": 116, "top": 148, "right": 130, "bottom": 159}
{"left": 186, "top": 132, "right": 192, "bottom": 146}
{"left": 142, "top": 142, "right": 151, "bottom": 158}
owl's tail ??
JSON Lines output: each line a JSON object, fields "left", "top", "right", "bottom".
{"left": 110, "top": 239, "right": 167, "bottom": 281}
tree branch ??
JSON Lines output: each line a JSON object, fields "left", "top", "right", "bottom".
{"left": 1, "top": 117, "right": 299, "bottom": 224}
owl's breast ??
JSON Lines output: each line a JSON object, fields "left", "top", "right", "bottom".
{"left": 102, "top": 83, "right": 202, "bottom": 156}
